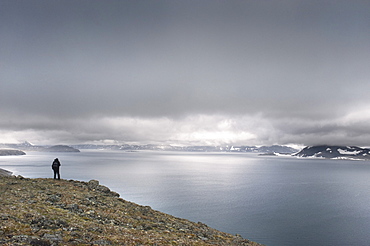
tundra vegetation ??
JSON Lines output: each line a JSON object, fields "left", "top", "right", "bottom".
{"left": 0, "top": 173, "right": 263, "bottom": 246}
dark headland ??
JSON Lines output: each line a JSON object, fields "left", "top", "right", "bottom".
{"left": 0, "top": 149, "right": 26, "bottom": 156}
{"left": 0, "top": 171, "right": 263, "bottom": 246}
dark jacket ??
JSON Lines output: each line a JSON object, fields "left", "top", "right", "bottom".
{"left": 52, "top": 158, "right": 61, "bottom": 170}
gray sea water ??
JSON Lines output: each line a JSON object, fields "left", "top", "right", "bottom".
{"left": 1, "top": 150, "right": 370, "bottom": 246}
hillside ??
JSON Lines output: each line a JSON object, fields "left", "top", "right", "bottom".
{"left": 0, "top": 175, "right": 263, "bottom": 246}
{"left": 293, "top": 145, "right": 370, "bottom": 160}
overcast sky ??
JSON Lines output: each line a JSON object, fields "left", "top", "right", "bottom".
{"left": 1, "top": 0, "right": 370, "bottom": 146}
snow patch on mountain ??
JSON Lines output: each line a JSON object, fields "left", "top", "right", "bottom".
{"left": 294, "top": 145, "right": 370, "bottom": 160}
{"left": 338, "top": 148, "right": 362, "bottom": 155}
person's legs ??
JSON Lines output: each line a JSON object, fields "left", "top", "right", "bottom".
{"left": 57, "top": 170, "right": 60, "bottom": 180}
{"left": 53, "top": 169, "right": 57, "bottom": 179}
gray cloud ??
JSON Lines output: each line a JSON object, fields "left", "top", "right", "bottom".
{"left": 1, "top": 0, "right": 370, "bottom": 146}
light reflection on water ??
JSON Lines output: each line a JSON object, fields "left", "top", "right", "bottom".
{"left": 2, "top": 150, "right": 370, "bottom": 246}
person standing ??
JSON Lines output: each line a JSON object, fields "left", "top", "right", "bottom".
{"left": 52, "top": 158, "right": 61, "bottom": 180}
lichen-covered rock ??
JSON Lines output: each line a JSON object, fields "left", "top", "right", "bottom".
{"left": 92, "top": 239, "right": 113, "bottom": 245}
{"left": 42, "top": 234, "right": 63, "bottom": 244}
{"left": 96, "top": 184, "right": 111, "bottom": 193}
{"left": 30, "top": 238, "right": 51, "bottom": 246}
{"left": 87, "top": 179, "right": 100, "bottom": 189}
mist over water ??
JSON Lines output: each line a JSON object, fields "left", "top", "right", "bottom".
{"left": 2, "top": 150, "right": 370, "bottom": 246}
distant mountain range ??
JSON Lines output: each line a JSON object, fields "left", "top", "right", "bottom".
{"left": 0, "top": 142, "right": 298, "bottom": 154}
{"left": 70, "top": 144, "right": 298, "bottom": 154}
{"left": 293, "top": 145, "right": 370, "bottom": 160}
{"left": 4, "top": 142, "right": 370, "bottom": 161}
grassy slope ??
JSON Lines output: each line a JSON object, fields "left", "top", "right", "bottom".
{"left": 0, "top": 176, "right": 263, "bottom": 246}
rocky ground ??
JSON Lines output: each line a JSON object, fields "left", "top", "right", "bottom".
{"left": 0, "top": 174, "right": 263, "bottom": 246}
{"left": 0, "top": 168, "right": 13, "bottom": 177}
